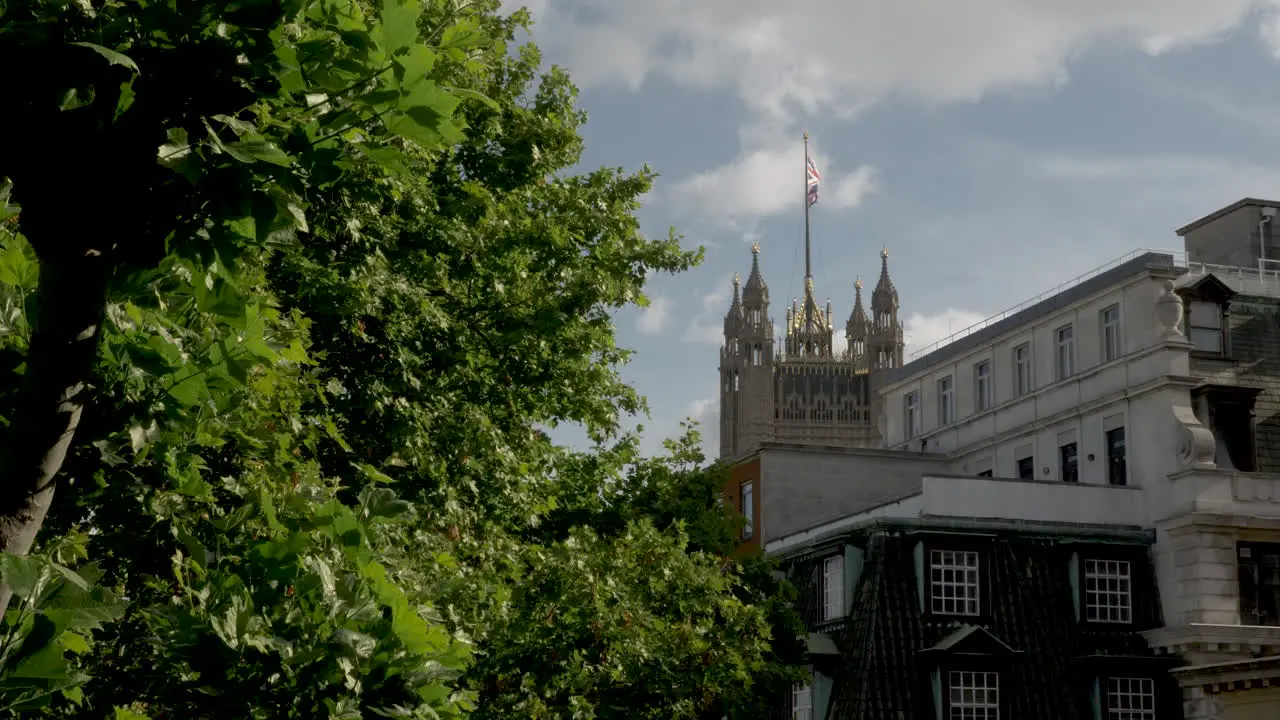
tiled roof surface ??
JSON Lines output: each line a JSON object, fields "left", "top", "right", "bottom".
{"left": 779, "top": 529, "right": 1182, "bottom": 720}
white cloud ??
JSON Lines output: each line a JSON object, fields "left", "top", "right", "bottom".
{"left": 687, "top": 397, "right": 716, "bottom": 420}
{"left": 903, "top": 308, "right": 990, "bottom": 359}
{"left": 534, "top": 1, "right": 1280, "bottom": 121}
{"left": 681, "top": 283, "right": 731, "bottom": 346}
{"left": 669, "top": 141, "right": 877, "bottom": 223}
{"left": 636, "top": 296, "right": 671, "bottom": 336}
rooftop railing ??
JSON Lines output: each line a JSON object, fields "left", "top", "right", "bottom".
{"left": 908, "top": 248, "right": 1187, "bottom": 360}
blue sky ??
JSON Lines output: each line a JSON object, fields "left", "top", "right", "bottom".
{"left": 505, "top": 0, "right": 1280, "bottom": 458}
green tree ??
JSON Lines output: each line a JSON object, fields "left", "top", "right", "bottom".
{"left": 0, "top": 0, "right": 806, "bottom": 717}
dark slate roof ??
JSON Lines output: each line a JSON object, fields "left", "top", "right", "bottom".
{"left": 781, "top": 530, "right": 1181, "bottom": 720}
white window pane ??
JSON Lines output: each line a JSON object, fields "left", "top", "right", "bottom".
{"left": 1189, "top": 301, "right": 1221, "bottom": 329}
{"left": 1189, "top": 327, "right": 1222, "bottom": 353}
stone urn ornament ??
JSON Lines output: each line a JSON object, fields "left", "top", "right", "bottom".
{"left": 1155, "top": 280, "right": 1184, "bottom": 340}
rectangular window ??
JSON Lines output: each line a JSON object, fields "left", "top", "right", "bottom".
{"left": 938, "top": 376, "right": 955, "bottom": 425}
{"left": 948, "top": 670, "right": 999, "bottom": 719}
{"left": 905, "top": 391, "right": 921, "bottom": 440}
{"left": 1016, "top": 456, "right": 1034, "bottom": 480}
{"left": 930, "top": 549, "right": 981, "bottom": 616}
{"left": 974, "top": 361, "right": 991, "bottom": 412}
{"left": 1101, "top": 305, "right": 1121, "bottom": 362}
{"left": 1106, "top": 427, "right": 1126, "bottom": 486}
{"left": 1105, "top": 677, "right": 1155, "bottom": 720}
{"left": 1187, "top": 301, "right": 1225, "bottom": 355}
{"left": 1238, "top": 543, "right": 1280, "bottom": 626}
{"left": 1056, "top": 324, "right": 1075, "bottom": 380}
{"left": 741, "top": 481, "right": 754, "bottom": 539}
{"left": 1084, "top": 559, "right": 1132, "bottom": 623}
{"left": 791, "top": 680, "right": 812, "bottom": 720}
{"left": 822, "top": 555, "right": 844, "bottom": 621}
{"left": 1060, "top": 442, "right": 1079, "bottom": 483}
{"left": 1013, "top": 343, "right": 1032, "bottom": 397}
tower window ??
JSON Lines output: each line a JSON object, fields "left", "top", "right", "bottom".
{"left": 1186, "top": 301, "right": 1226, "bottom": 355}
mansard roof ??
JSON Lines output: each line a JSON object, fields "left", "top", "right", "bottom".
{"left": 782, "top": 530, "right": 1177, "bottom": 719}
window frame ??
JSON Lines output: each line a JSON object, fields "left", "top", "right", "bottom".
{"left": 1015, "top": 455, "right": 1034, "bottom": 480}
{"left": 1059, "top": 441, "right": 1079, "bottom": 483}
{"left": 925, "top": 540, "right": 987, "bottom": 620}
{"left": 938, "top": 375, "right": 955, "bottom": 425}
{"left": 1105, "top": 426, "right": 1127, "bottom": 486}
{"left": 1186, "top": 299, "right": 1227, "bottom": 357}
{"left": 1013, "top": 342, "right": 1032, "bottom": 397}
{"left": 790, "top": 678, "right": 812, "bottom": 720}
{"left": 740, "top": 481, "right": 754, "bottom": 540}
{"left": 1237, "top": 542, "right": 1280, "bottom": 626}
{"left": 904, "top": 391, "right": 921, "bottom": 440}
{"left": 1102, "top": 676, "right": 1156, "bottom": 720}
{"left": 974, "top": 360, "right": 992, "bottom": 412}
{"left": 1055, "top": 324, "right": 1075, "bottom": 380}
{"left": 1082, "top": 557, "right": 1134, "bottom": 625}
{"left": 1101, "top": 304, "right": 1121, "bottom": 363}
{"left": 821, "top": 554, "right": 845, "bottom": 622}
{"left": 942, "top": 668, "right": 1002, "bottom": 720}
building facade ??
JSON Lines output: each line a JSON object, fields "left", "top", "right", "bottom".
{"left": 719, "top": 246, "right": 906, "bottom": 460}
{"left": 725, "top": 198, "right": 1280, "bottom": 719}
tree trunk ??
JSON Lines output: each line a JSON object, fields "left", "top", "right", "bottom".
{"left": 0, "top": 250, "right": 110, "bottom": 615}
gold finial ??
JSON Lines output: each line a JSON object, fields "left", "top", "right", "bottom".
{"left": 732, "top": 272, "right": 741, "bottom": 286}
{"left": 806, "top": 277, "right": 814, "bottom": 290}
{"left": 751, "top": 242, "right": 761, "bottom": 255}
{"left": 803, "top": 130, "right": 809, "bottom": 142}
{"left": 855, "top": 277, "right": 863, "bottom": 290}
{"left": 880, "top": 246, "right": 889, "bottom": 260}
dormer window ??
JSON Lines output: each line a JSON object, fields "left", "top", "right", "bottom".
{"left": 1179, "top": 274, "right": 1235, "bottom": 357}
{"left": 1186, "top": 301, "right": 1225, "bottom": 355}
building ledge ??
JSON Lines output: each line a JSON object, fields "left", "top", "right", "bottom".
{"left": 1144, "top": 624, "right": 1280, "bottom": 658}
{"left": 1174, "top": 654, "right": 1280, "bottom": 692}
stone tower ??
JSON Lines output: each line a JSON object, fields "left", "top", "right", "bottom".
{"left": 720, "top": 244, "right": 776, "bottom": 459}
{"left": 719, "top": 244, "right": 905, "bottom": 459}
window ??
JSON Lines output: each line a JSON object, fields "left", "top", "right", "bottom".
{"left": 974, "top": 361, "right": 991, "bottom": 411}
{"left": 1016, "top": 456, "right": 1034, "bottom": 480}
{"left": 1187, "top": 300, "right": 1225, "bottom": 355}
{"left": 1101, "top": 305, "right": 1121, "bottom": 362}
{"left": 751, "top": 345, "right": 763, "bottom": 366}
{"left": 822, "top": 555, "right": 844, "bottom": 621}
{"left": 1084, "top": 559, "right": 1132, "bottom": 623}
{"left": 1013, "top": 343, "right": 1032, "bottom": 397}
{"left": 1055, "top": 324, "right": 1074, "bottom": 380}
{"left": 947, "top": 670, "right": 999, "bottom": 719}
{"left": 930, "top": 549, "right": 981, "bottom": 616}
{"left": 1238, "top": 543, "right": 1280, "bottom": 626}
{"left": 1106, "top": 427, "right": 1126, "bottom": 486}
{"left": 741, "top": 481, "right": 754, "bottom": 539}
{"left": 791, "top": 681, "right": 812, "bottom": 720}
{"left": 938, "top": 376, "right": 955, "bottom": 425}
{"left": 1060, "top": 442, "right": 1079, "bottom": 483}
{"left": 1105, "top": 677, "right": 1155, "bottom": 720}
{"left": 905, "top": 391, "right": 921, "bottom": 440}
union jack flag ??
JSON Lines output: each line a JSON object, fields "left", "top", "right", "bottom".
{"left": 806, "top": 150, "right": 821, "bottom": 208}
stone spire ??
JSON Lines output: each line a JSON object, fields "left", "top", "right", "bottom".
{"left": 868, "top": 248, "right": 904, "bottom": 370}
{"left": 743, "top": 242, "right": 769, "bottom": 305}
{"left": 872, "top": 246, "right": 898, "bottom": 318}
{"left": 723, "top": 273, "right": 743, "bottom": 333}
{"left": 786, "top": 276, "right": 834, "bottom": 359}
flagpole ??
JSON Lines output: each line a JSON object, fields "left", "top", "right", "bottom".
{"left": 803, "top": 131, "right": 812, "bottom": 285}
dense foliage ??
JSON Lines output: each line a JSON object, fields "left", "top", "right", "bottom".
{"left": 0, "top": 0, "right": 806, "bottom": 718}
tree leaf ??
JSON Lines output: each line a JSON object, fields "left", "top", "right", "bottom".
{"left": 380, "top": 0, "right": 423, "bottom": 55}
{"left": 69, "top": 42, "right": 139, "bottom": 74}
